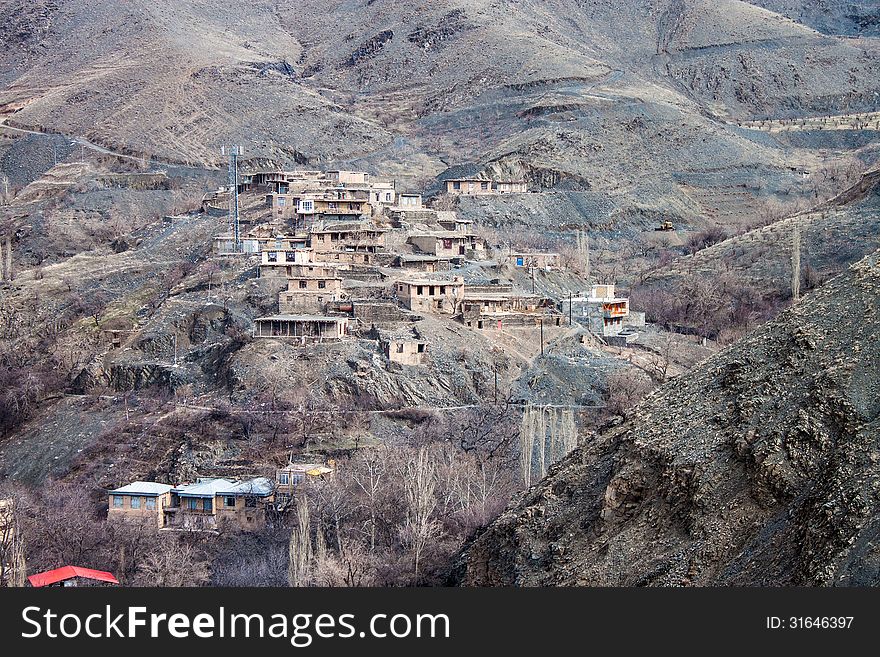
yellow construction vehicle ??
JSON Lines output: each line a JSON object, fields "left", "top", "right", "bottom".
{"left": 657, "top": 220, "right": 674, "bottom": 231}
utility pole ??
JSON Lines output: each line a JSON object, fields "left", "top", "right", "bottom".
{"left": 568, "top": 291, "right": 572, "bottom": 325}
{"left": 494, "top": 366, "right": 498, "bottom": 405}
{"left": 540, "top": 318, "right": 544, "bottom": 357}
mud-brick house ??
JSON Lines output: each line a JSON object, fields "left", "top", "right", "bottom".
{"left": 107, "top": 482, "right": 174, "bottom": 528}
{"left": 444, "top": 178, "right": 527, "bottom": 195}
{"left": 407, "top": 231, "right": 486, "bottom": 258}
{"left": 507, "top": 252, "right": 561, "bottom": 270}
{"left": 164, "top": 478, "right": 275, "bottom": 531}
{"left": 275, "top": 462, "right": 334, "bottom": 504}
{"left": 258, "top": 248, "right": 314, "bottom": 277}
{"left": 253, "top": 315, "right": 349, "bottom": 341}
{"left": 396, "top": 193, "right": 422, "bottom": 209}
{"left": 380, "top": 330, "right": 428, "bottom": 366}
{"left": 395, "top": 254, "right": 451, "bottom": 273}
{"left": 279, "top": 267, "right": 345, "bottom": 314}
{"left": 310, "top": 224, "right": 386, "bottom": 254}
{"left": 395, "top": 277, "right": 465, "bottom": 315}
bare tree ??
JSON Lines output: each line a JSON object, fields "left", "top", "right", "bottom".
{"left": 0, "top": 496, "right": 26, "bottom": 587}
{"left": 350, "top": 448, "right": 388, "bottom": 553}
{"left": 136, "top": 538, "right": 209, "bottom": 587}
{"left": 287, "top": 499, "right": 312, "bottom": 587}
{"left": 0, "top": 174, "right": 12, "bottom": 206}
{"left": 399, "top": 446, "right": 438, "bottom": 581}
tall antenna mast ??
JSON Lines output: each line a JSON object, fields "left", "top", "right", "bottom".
{"left": 227, "top": 145, "right": 241, "bottom": 253}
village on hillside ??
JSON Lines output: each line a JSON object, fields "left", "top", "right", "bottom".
{"left": 97, "top": 165, "right": 657, "bottom": 535}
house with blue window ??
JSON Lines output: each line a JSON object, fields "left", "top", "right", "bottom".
{"left": 107, "top": 482, "right": 174, "bottom": 528}
{"left": 164, "top": 477, "right": 275, "bottom": 531}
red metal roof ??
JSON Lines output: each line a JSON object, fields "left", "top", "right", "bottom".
{"left": 28, "top": 565, "right": 119, "bottom": 587}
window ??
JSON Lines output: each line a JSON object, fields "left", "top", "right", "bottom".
{"left": 429, "top": 286, "right": 435, "bottom": 296}
{"left": 113, "top": 495, "right": 124, "bottom": 508}
{"left": 318, "top": 280, "right": 326, "bottom": 289}
{"left": 131, "top": 496, "right": 141, "bottom": 509}
{"left": 443, "top": 239, "right": 453, "bottom": 249}
{"left": 204, "top": 498, "right": 213, "bottom": 512}
{"left": 278, "top": 197, "right": 286, "bottom": 206}
{"left": 396, "top": 343, "right": 404, "bottom": 353}
{"left": 279, "top": 472, "right": 290, "bottom": 486}
{"left": 440, "top": 286, "right": 446, "bottom": 294}
{"left": 145, "top": 497, "right": 156, "bottom": 510}
{"left": 187, "top": 498, "right": 198, "bottom": 510}
{"left": 299, "top": 280, "right": 307, "bottom": 289}
{"left": 417, "top": 343, "right": 426, "bottom": 353}
{"left": 225, "top": 496, "right": 236, "bottom": 508}
{"left": 286, "top": 251, "right": 297, "bottom": 261}
{"left": 452, "top": 181, "right": 461, "bottom": 190}
{"left": 292, "top": 473, "right": 305, "bottom": 486}
{"left": 268, "top": 252, "right": 277, "bottom": 262}
{"left": 481, "top": 181, "right": 489, "bottom": 190}
{"left": 417, "top": 286, "right": 423, "bottom": 295}
{"left": 287, "top": 295, "right": 294, "bottom": 302}
{"left": 300, "top": 200, "right": 314, "bottom": 212}
{"left": 385, "top": 193, "right": 392, "bottom": 201}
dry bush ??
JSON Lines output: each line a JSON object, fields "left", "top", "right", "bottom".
{"left": 604, "top": 369, "right": 654, "bottom": 418}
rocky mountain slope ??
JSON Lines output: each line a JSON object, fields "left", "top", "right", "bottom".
{"left": 748, "top": 0, "right": 880, "bottom": 36}
{"left": 1, "top": 0, "right": 878, "bottom": 230}
{"left": 454, "top": 249, "right": 880, "bottom": 585}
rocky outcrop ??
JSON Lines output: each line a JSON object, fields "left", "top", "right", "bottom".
{"left": 454, "top": 251, "right": 880, "bottom": 586}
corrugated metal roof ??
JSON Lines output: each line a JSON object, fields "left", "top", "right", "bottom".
{"left": 173, "top": 477, "right": 274, "bottom": 497}
{"left": 28, "top": 566, "right": 119, "bottom": 587}
{"left": 110, "top": 481, "right": 174, "bottom": 496}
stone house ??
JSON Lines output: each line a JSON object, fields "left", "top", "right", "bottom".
{"left": 395, "top": 277, "right": 465, "bottom": 315}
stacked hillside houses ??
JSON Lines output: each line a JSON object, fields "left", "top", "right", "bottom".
{"left": 208, "top": 168, "right": 641, "bottom": 356}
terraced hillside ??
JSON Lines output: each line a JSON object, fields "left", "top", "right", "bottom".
{"left": 649, "top": 165, "right": 880, "bottom": 295}
{"left": 1, "top": 0, "right": 878, "bottom": 231}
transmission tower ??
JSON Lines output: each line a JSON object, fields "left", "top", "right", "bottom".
{"left": 226, "top": 145, "right": 241, "bottom": 253}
